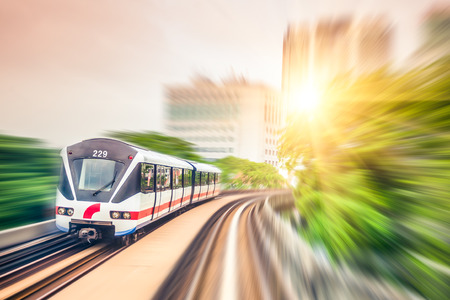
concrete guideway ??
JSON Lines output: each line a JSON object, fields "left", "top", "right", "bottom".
{"left": 50, "top": 192, "right": 253, "bottom": 300}
{"left": 47, "top": 190, "right": 422, "bottom": 300}
{"left": 154, "top": 191, "right": 422, "bottom": 300}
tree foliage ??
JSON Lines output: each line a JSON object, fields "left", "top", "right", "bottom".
{"left": 0, "top": 135, "right": 59, "bottom": 230}
{"left": 214, "top": 156, "right": 286, "bottom": 189}
{"left": 279, "top": 55, "right": 450, "bottom": 299}
{"left": 108, "top": 131, "right": 205, "bottom": 162}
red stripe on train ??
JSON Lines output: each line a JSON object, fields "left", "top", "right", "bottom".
{"left": 171, "top": 197, "right": 183, "bottom": 206}
{"left": 125, "top": 190, "right": 217, "bottom": 220}
{"left": 83, "top": 203, "right": 101, "bottom": 219}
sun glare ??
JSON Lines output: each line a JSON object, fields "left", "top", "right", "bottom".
{"left": 291, "top": 84, "right": 321, "bottom": 113}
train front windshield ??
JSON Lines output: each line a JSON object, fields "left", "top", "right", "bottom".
{"left": 74, "top": 159, "right": 124, "bottom": 192}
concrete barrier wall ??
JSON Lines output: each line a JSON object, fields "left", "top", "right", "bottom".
{"left": 257, "top": 192, "right": 421, "bottom": 300}
{"left": 0, "top": 220, "right": 58, "bottom": 249}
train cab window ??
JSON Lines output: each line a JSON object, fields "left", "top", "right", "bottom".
{"left": 184, "top": 169, "right": 192, "bottom": 187}
{"left": 74, "top": 159, "right": 124, "bottom": 192}
{"left": 173, "top": 168, "right": 183, "bottom": 189}
{"left": 157, "top": 166, "right": 171, "bottom": 191}
{"left": 58, "top": 162, "right": 74, "bottom": 200}
{"left": 141, "top": 164, "right": 155, "bottom": 193}
{"left": 195, "top": 171, "right": 201, "bottom": 186}
{"left": 201, "top": 172, "right": 208, "bottom": 185}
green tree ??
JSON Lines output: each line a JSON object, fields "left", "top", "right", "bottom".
{"left": 0, "top": 135, "right": 59, "bottom": 230}
{"left": 214, "top": 156, "right": 286, "bottom": 189}
{"left": 279, "top": 56, "right": 450, "bottom": 299}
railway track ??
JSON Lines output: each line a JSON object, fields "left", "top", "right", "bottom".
{"left": 153, "top": 191, "right": 418, "bottom": 300}
{"left": 0, "top": 231, "right": 117, "bottom": 300}
{"left": 153, "top": 194, "right": 270, "bottom": 300}
{"left": 0, "top": 200, "right": 190, "bottom": 300}
{"left": 2, "top": 191, "right": 415, "bottom": 299}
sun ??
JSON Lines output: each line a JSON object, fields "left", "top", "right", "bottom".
{"left": 291, "top": 83, "right": 322, "bottom": 114}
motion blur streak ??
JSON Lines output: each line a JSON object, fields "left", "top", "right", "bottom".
{"left": 255, "top": 194, "right": 421, "bottom": 299}
{"left": 0, "top": 135, "right": 58, "bottom": 230}
{"left": 279, "top": 46, "right": 450, "bottom": 300}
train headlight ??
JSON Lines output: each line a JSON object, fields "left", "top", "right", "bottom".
{"left": 58, "top": 207, "right": 66, "bottom": 215}
{"left": 122, "top": 212, "right": 131, "bottom": 219}
{"left": 111, "top": 211, "right": 121, "bottom": 219}
{"left": 67, "top": 208, "right": 74, "bottom": 216}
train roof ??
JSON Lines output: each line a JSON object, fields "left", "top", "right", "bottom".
{"left": 76, "top": 138, "right": 220, "bottom": 172}
{"left": 137, "top": 148, "right": 193, "bottom": 169}
{"left": 189, "top": 162, "right": 221, "bottom": 173}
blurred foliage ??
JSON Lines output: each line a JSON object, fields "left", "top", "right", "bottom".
{"left": 0, "top": 135, "right": 59, "bottom": 230}
{"left": 0, "top": 131, "right": 207, "bottom": 231}
{"left": 108, "top": 131, "right": 205, "bottom": 162}
{"left": 214, "top": 156, "right": 286, "bottom": 189}
{"left": 280, "top": 55, "right": 450, "bottom": 299}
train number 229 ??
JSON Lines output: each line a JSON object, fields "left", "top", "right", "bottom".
{"left": 93, "top": 150, "right": 108, "bottom": 158}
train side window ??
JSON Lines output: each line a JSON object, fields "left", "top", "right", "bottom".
{"left": 141, "top": 164, "right": 155, "bottom": 193}
{"left": 184, "top": 169, "right": 192, "bottom": 187}
{"left": 173, "top": 168, "right": 182, "bottom": 188}
{"left": 195, "top": 171, "right": 201, "bottom": 186}
{"left": 157, "top": 165, "right": 171, "bottom": 191}
{"left": 164, "top": 166, "right": 171, "bottom": 190}
{"left": 208, "top": 172, "right": 214, "bottom": 184}
{"left": 201, "top": 172, "right": 208, "bottom": 185}
{"left": 216, "top": 173, "right": 220, "bottom": 184}
{"left": 156, "top": 165, "right": 162, "bottom": 191}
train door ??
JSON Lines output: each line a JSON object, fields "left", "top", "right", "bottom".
{"left": 193, "top": 171, "right": 201, "bottom": 202}
{"left": 208, "top": 172, "right": 215, "bottom": 196}
{"left": 216, "top": 173, "right": 221, "bottom": 194}
{"left": 182, "top": 169, "right": 192, "bottom": 206}
{"left": 141, "top": 163, "right": 156, "bottom": 221}
{"left": 170, "top": 168, "right": 183, "bottom": 211}
{"left": 154, "top": 165, "right": 172, "bottom": 218}
{"left": 199, "top": 172, "right": 209, "bottom": 200}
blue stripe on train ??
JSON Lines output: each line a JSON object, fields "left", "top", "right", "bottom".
{"left": 115, "top": 227, "right": 136, "bottom": 236}
{"left": 56, "top": 223, "right": 69, "bottom": 232}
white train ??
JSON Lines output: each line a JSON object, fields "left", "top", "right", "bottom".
{"left": 55, "top": 138, "right": 221, "bottom": 244}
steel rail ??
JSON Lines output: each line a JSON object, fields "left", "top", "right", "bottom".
{"left": 0, "top": 235, "right": 78, "bottom": 276}
{"left": 0, "top": 242, "right": 83, "bottom": 287}
{"left": 1, "top": 243, "right": 112, "bottom": 299}
{"left": 184, "top": 201, "right": 241, "bottom": 300}
{"left": 245, "top": 205, "right": 272, "bottom": 300}
{"left": 34, "top": 244, "right": 127, "bottom": 300}
{"left": 0, "top": 233, "right": 69, "bottom": 259}
{"left": 219, "top": 198, "right": 262, "bottom": 300}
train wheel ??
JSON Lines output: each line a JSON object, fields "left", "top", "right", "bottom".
{"left": 132, "top": 232, "right": 138, "bottom": 243}
{"left": 120, "top": 235, "right": 130, "bottom": 247}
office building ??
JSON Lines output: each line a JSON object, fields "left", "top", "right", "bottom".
{"left": 165, "top": 76, "right": 282, "bottom": 166}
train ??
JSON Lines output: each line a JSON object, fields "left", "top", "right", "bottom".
{"left": 55, "top": 138, "right": 221, "bottom": 244}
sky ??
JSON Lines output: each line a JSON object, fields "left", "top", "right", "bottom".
{"left": 0, "top": 0, "right": 443, "bottom": 148}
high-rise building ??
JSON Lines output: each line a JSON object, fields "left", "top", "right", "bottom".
{"left": 422, "top": 3, "right": 450, "bottom": 54}
{"left": 282, "top": 17, "right": 391, "bottom": 108}
{"left": 165, "top": 76, "right": 282, "bottom": 166}
{"left": 409, "top": 3, "right": 450, "bottom": 66}
{"left": 351, "top": 18, "right": 392, "bottom": 74}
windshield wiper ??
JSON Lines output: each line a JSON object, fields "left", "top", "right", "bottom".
{"left": 93, "top": 171, "right": 118, "bottom": 196}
